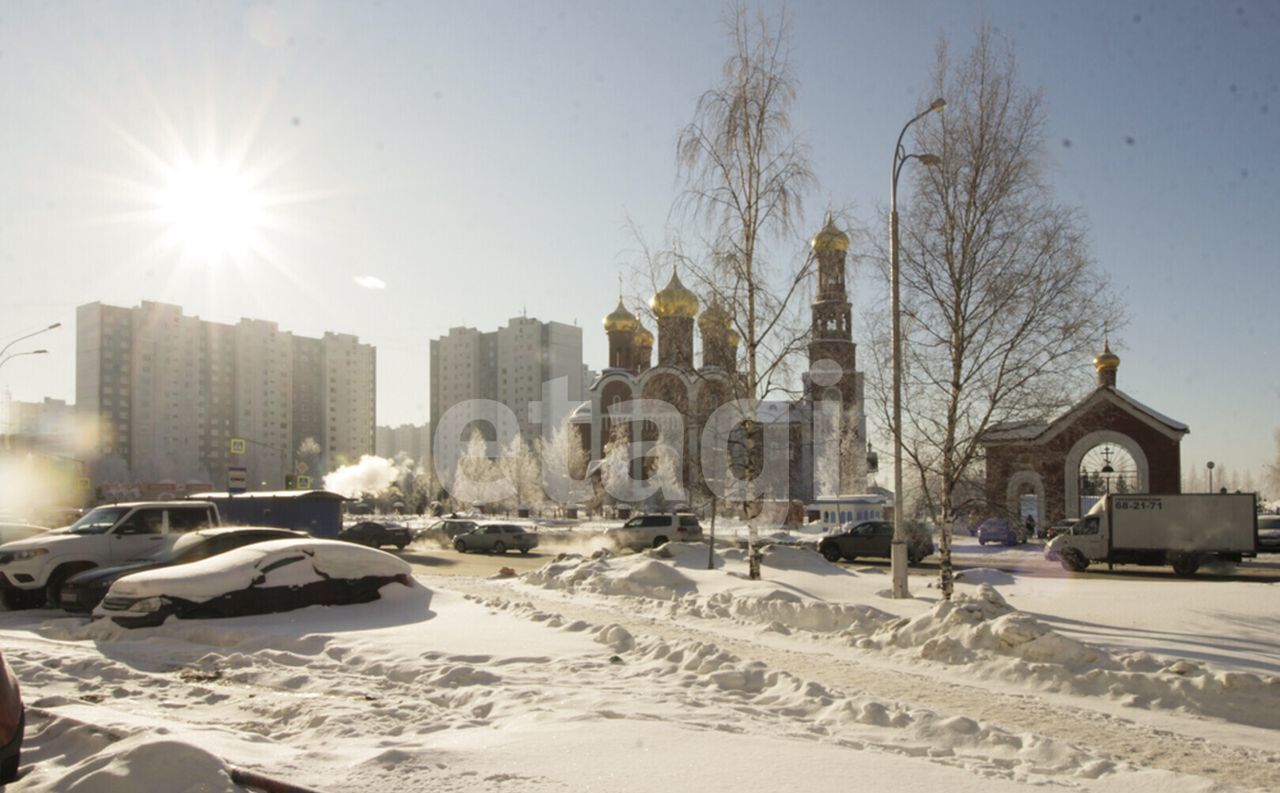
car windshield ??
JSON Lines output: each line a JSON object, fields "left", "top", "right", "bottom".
{"left": 67, "top": 506, "right": 130, "bottom": 535}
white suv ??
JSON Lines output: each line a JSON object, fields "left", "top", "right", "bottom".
{"left": 604, "top": 513, "right": 703, "bottom": 551}
{"left": 0, "top": 501, "right": 219, "bottom": 609}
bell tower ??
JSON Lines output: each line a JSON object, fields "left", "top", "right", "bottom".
{"left": 806, "top": 213, "right": 857, "bottom": 400}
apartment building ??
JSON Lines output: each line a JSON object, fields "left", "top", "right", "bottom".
{"left": 429, "top": 317, "right": 584, "bottom": 450}
{"left": 76, "top": 301, "right": 375, "bottom": 490}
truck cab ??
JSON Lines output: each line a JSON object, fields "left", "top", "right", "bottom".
{"left": 0, "top": 501, "right": 220, "bottom": 608}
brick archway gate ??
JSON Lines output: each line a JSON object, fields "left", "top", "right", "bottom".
{"left": 980, "top": 348, "right": 1187, "bottom": 525}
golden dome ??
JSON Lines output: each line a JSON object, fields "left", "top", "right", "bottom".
{"left": 810, "top": 213, "right": 849, "bottom": 253}
{"left": 603, "top": 298, "right": 639, "bottom": 334}
{"left": 634, "top": 322, "right": 654, "bottom": 347}
{"left": 1093, "top": 340, "right": 1120, "bottom": 372}
{"left": 698, "top": 299, "right": 732, "bottom": 331}
{"left": 727, "top": 328, "right": 741, "bottom": 347}
{"left": 650, "top": 268, "right": 699, "bottom": 318}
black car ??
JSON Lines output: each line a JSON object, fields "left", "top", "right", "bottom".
{"left": 58, "top": 527, "right": 306, "bottom": 613}
{"left": 339, "top": 521, "right": 412, "bottom": 550}
{"left": 818, "top": 520, "right": 935, "bottom": 565}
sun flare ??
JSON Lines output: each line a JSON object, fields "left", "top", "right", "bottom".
{"left": 156, "top": 156, "right": 265, "bottom": 263}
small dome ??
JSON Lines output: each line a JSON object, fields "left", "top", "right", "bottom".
{"left": 650, "top": 268, "right": 699, "bottom": 318}
{"left": 726, "top": 328, "right": 741, "bottom": 347}
{"left": 603, "top": 298, "right": 639, "bottom": 334}
{"left": 810, "top": 213, "right": 849, "bottom": 253}
{"left": 1093, "top": 340, "right": 1120, "bottom": 372}
{"left": 634, "top": 321, "right": 654, "bottom": 347}
{"left": 698, "top": 299, "right": 732, "bottom": 331}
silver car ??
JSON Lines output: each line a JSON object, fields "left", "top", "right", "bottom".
{"left": 452, "top": 523, "right": 538, "bottom": 555}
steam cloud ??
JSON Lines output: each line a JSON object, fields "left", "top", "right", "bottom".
{"left": 323, "top": 455, "right": 400, "bottom": 498}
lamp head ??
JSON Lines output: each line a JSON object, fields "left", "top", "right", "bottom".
{"left": 916, "top": 153, "right": 942, "bottom": 167}
{"left": 929, "top": 97, "right": 946, "bottom": 112}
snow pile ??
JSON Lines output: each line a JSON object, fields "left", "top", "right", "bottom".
{"left": 525, "top": 549, "right": 697, "bottom": 600}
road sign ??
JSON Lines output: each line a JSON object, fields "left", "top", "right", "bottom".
{"left": 228, "top": 466, "right": 248, "bottom": 494}
{"left": 297, "top": 475, "right": 311, "bottom": 489}
{"left": 296, "top": 461, "right": 308, "bottom": 474}
{"left": 229, "top": 438, "right": 247, "bottom": 455}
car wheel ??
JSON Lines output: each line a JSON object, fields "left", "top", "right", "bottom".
{"left": 454, "top": 539, "right": 467, "bottom": 553}
{"left": 396, "top": 543, "right": 408, "bottom": 550}
{"left": 907, "top": 551, "right": 922, "bottom": 565}
{"left": 2, "top": 588, "right": 42, "bottom": 611}
{"left": 493, "top": 541, "right": 506, "bottom": 554}
{"left": 978, "top": 538, "right": 986, "bottom": 546}
{"left": 819, "top": 543, "right": 841, "bottom": 562}
{"left": 519, "top": 548, "right": 530, "bottom": 555}
{"left": 652, "top": 536, "right": 668, "bottom": 548}
{"left": 1170, "top": 553, "right": 1201, "bottom": 578}
{"left": 1060, "top": 548, "right": 1088, "bottom": 573}
{"left": 45, "top": 565, "right": 90, "bottom": 609}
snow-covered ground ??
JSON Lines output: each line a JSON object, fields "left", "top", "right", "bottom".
{"left": 2, "top": 539, "right": 1277, "bottom": 792}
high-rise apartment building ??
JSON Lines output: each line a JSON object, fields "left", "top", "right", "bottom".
{"left": 76, "top": 301, "right": 375, "bottom": 490}
{"left": 375, "top": 422, "right": 431, "bottom": 464}
{"left": 429, "top": 317, "right": 584, "bottom": 450}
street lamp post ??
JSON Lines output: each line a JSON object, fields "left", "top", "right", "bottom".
{"left": 0, "top": 322, "right": 61, "bottom": 360}
{"left": 1206, "top": 461, "right": 1215, "bottom": 493}
{"left": 889, "top": 98, "right": 945, "bottom": 601}
{"left": 0, "top": 349, "right": 49, "bottom": 372}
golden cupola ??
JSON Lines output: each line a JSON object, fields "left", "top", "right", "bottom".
{"left": 634, "top": 322, "right": 654, "bottom": 347}
{"left": 698, "top": 299, "right": 732, "bottom": 331}
{"left": 1093, "top": 341, "right": 1120, "bottom": 373}
{"left": 810, "top": 213, "right": 850, "bottom": 253}
{"left": 650, "top": 268, "right": 699, "bottom": 318}
{"left": 603, "top": 298, "right": 639, "bottom": 334}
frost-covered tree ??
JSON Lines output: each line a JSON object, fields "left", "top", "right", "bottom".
{"left": 645, "top": 438, "right": 686, "bottom": 510}
{"left": 449, "top": 428, "right": 511, "bottom": 509}
{"left": 500, "top": 434, "right": 544, "bottom": 512}
{"left": 600, "top": 424, "right": 637, "bottom": 508}
{"left": 541, "top": 418, "right": 590, "bottom": 509}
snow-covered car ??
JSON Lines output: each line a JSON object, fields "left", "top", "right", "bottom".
{"left": 976, "top": 518, "right": 1026, "bottom": 546}
{"left": 0, "top": 650, "right": 21, "bottom": 783}
{"left": 452, "top": 523, "right": 538, "bottom": 554}
{"left": 1257, "top": 515, "right": 1280, "bottom": 553}
{"left": 94, "top": 538, "right": 413, "bottom": 628}
{"left": 339, "top": 521, "right": 412, "bottom": 550}
{"left": 603, "top": 513, "right": 703, "bottom": 551}
{"left": 0, "top": 523, "right": 48, "bottom": 546}
{"left": 818, "top": 520, "right": 934, "bottom": 565}
{"left": 58, "top": 526, "right": 307, "bottom": 614}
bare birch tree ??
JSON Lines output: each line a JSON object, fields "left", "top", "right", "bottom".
{"left": 672, "top": 4, "right": 816, "bottom": 400}
{"left": 869, "top": 27, "right": 1119, "bottom": 598}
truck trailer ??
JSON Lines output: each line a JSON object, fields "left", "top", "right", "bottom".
{"left": 1045, "top": 493, "right": 1257, "bottom": 577}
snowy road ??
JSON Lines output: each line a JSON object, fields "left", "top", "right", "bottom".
{"left": 1, "top": 542, "right": 1276, "bottom": 791}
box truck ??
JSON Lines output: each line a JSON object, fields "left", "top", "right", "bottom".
{"left": 1045, "top": 493, "right": 1257, "bottom": 577}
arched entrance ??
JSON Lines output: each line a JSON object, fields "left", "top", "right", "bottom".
{"left": 1063, "top": 430, "right": 1150, "bottom": 518}
{"left": 1005, "top": 469, "right": 1045, "bottom": 531}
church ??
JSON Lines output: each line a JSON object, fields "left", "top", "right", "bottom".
{"left": 569, "top": 215, "right": 870, "bottom": 512}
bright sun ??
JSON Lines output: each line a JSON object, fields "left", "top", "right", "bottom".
{"left": 156, "top": 156, "right": 265, "bottom": 263}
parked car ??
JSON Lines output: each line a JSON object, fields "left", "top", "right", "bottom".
{"left": 976, "top": 518, "right": 1026, "bottom": 546}
{"left": 94, "top": 538, "right": 413, "bottom": 628}
{"left": 0, "top": 523, "right": 48, "bottom": 546}
{"left": 1255, "top": 515, "right": 1280, "bottom": 553}
{"left": 0, "top": 501, "right": 221, "bottom": 609}
{"left": 57, "top": 527, "right": 307, "bottom": 614}
{"left": 452, "top": 523, "right": 538, "bottom": 554}
{"left": 603, "top": 513, "right": 703, "bottom": 551}
{"left": 339, "top": 521, "right": 412, "bottom": 550}
{"left": 817, "top": 520, "right": 934, "bottom": 565}
{"left": 0, "top": 650, "right": 21, "bottom": 783}
{"left": 415, "top": 518, "right": 479, "bottom": 542}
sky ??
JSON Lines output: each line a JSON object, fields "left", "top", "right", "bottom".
{"left": 0, "top": 0, "right": 1276, "bottom": 485}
